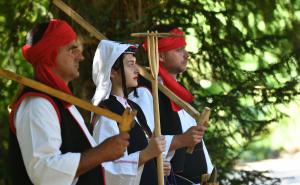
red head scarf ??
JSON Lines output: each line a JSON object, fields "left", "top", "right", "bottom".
{"left": 143, "top": 28, "right": 194, "bottom": 111}
{"left": 22, "top": 19, "right": 77, "bottom": 107}
{"left": 142, "top": 28, "right": 187, "bottom": 52}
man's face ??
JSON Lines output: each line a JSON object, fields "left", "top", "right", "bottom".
{"left": 159, "top": 46, "right": 189, "bottom": 78}
{"left": 52, "top": 40, "right": 84, "bottom": 83}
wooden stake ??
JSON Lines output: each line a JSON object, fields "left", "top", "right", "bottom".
{"left": 0, "top": 68, "right": 135, "bottom": 132}
{"left": 146, "top": 32, "right": 164, "bottom": 185}
{"left": 52, "top": 0, "right": 106, "bottom": 40}
{"left": 131, "top": 32, "right": 183, "bottom": 37}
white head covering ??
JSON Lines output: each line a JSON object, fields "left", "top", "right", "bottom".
{"left": 91, "top": 40, "right": 134, "bottom": 106}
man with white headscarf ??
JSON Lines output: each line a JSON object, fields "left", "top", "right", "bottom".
{"left": 91, "top": 40, "right": 177, "bottom": 185}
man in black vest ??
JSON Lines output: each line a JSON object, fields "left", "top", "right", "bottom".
{"left": 130, "top": 25, "right": 213, "bottom": 184}
{"left": 9, "top": 19, "right": 129, "bottom": 185}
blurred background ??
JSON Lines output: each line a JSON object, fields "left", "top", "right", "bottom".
{"left": 1, "top": 0, "right": 300, "bottom": 184}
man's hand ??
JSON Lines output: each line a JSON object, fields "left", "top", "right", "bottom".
{"left": 163, "top": 161, "right": 171, "bottom": 176}
{"left": 181, "top": 125, "right": 206, "bottom": 147}
{"left": 139, "top": 136, "right": 166, "bottom": 165}
{"left": 98, "top": 132, "right": 130, "bottom": 162}
{"left": 171, "top": 125, "right": 207, "bottom": 150}
{"left": 76, "top": 132, "right": 130, "bottom": 177}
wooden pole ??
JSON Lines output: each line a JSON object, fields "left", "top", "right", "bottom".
{"left": 0, "top": 68, "right": 135, "bottom": 132}
{"left": 52, "top": 0, "right": 106, "bottom": 40}
{"left": 131, "top": 32, "right": 183, "bottom": 37}
{"left": 147, "top": 32, "right": 164, "bottom": 185}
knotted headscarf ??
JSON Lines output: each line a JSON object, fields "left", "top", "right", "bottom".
{"left": 143, "top": 28, "right": 194, "bottom": 111}
{"left": 22, "top": 19, "right": 77, "bottom": 107}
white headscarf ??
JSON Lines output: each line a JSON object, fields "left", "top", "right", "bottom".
{"left": 91, "top": 40, "right": 134, "bottom": 106}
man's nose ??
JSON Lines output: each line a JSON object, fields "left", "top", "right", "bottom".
{"left": 74, "top": 49, "right": 85, "bottom": 61}
{"left": 77, "top": 52, "right": 85, "bottom": 61}
{"left": 184, "top": 50, "right": 189, "bottom": 59}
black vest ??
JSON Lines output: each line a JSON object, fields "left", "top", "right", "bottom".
{"left": 138, "top": 75, "right": 207, "bottom": 183}
{"left": 99, "top": 96, "right": 158, "bottom": 185}
{"left": 9, "top": 88, "right": 104, "bottom": 185}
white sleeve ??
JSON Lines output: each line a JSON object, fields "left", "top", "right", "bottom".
{"left": 164, "top": 135, "right": 175, "bottom": 161}
{"left": 129, "top": 87, "right": 175, "bottom": 160}
{"left": 178, "top": 109, "right": 197, "bottom": 132}
{"left": 14, "top": 97, "right": 80, "bottom": 185}
{"left": 202, "top": 140, "right": 214, "bottom": 173}
{"left": 93, "top": 115, "right": 143, "bottom": 185}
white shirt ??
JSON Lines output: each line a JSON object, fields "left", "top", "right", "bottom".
{"left": 14, "top": 96, "right": 96, "bottom": 185}
{"left": 129, "top": 86, "right": 214, "bottom": 174}
{"left": 93, "top": 95, "right": 174, "bottom": 185}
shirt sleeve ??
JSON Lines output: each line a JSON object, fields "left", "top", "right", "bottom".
{"left": 93, "top": 115, "right": 143, "bottom": 184}
{"left": 14, "top": 97, "right": 80, "bottom": 185}
{"left": 178, "top": 109, "right": 197, "bottom": 132}
{"left": 202, "top": 140, "right": 214, "bottom": 173}
{"left": 129, "top": 87, "right": 175, "bottom": 160}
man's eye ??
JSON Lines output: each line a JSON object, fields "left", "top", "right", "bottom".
{"left": 71, "top": 48, "right": 79, "bottom": 54}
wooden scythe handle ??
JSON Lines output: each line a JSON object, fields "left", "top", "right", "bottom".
{"left": 147, "top": 33, "right": 164, "bottom": 185}
{"left": 0, "top": 68, "right": 135, "bottom": 132}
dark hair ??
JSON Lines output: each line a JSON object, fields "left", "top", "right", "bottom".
{"left": 26, "top": 22, "right": 49, "bottom": 45}
{"left": 112, "top": 54, "right": 124, "bottom": 70}
{"left": 112, "top": 54, "right": 128, "bottom": 98}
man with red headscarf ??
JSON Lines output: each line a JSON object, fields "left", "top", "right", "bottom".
{"left": 129, "top": 25, "right": 213, "bottom": 184}
{"left": 9, "top": 19, "right": 129, "bottom": 185}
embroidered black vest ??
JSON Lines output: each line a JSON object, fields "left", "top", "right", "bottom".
{"left": 138, "top": 75, "right": 207, "bottom": 183}
{"left": 9, "top": 88, "right": 104, "bottom": 185}
{"left": 99, "top": 95, "right": 158, "bottom": 185}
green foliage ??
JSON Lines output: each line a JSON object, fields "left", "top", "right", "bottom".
{"left": 1, "top": 0, "right": 300, "bottom": 184}
{"left": 0, "top": 1, "right": 49, "bottom": 184}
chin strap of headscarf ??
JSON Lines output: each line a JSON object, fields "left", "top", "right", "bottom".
{"left": 143, "top": 28, "right": 193, "bottom": 111}
{"left": 22, "top": 19, "right": 77, "bottom": 108}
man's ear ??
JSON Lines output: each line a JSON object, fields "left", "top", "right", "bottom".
{"left": 159, "top": 53, "right": 165, "bottom": 63}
